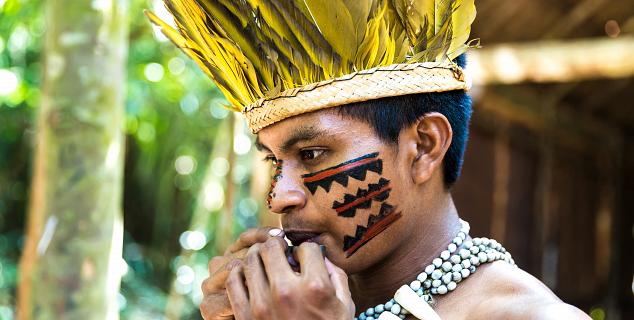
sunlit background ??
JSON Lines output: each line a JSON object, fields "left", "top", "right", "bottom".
{"left": 1, "top": 0, "right": 633, "bottom": 319}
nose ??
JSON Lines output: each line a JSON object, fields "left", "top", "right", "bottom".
{"left": 268, "top": 171, "right": 307, "bottom": 214}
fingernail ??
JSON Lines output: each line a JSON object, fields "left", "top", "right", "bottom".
{"left": 268, "top": 228, "right": 283, "bottom": 237}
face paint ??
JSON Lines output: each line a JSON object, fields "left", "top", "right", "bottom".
{"left": 343, "top": 203, "right": 402, "bottom": 257}
{"left": 332, "top": 178, "right": 391, "bottom": 217}
{"left": 302, "top": 152, "right": 382, "bottom": 195}
{"left": 266, "top": 160, "right": 283, "bottom": 209}
{"left": 301, "top": 152, "right": 400, "bottom": 258}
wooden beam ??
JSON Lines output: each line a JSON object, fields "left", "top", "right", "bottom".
{"left": 473, "top": 87, "right": 620, "bottom": 153}
{"left": 468, "top": 36, "right": 634, "bottom": 85}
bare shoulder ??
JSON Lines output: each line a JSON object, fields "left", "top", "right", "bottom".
{"left": 458, "top": 261, "right": 590, "bottom": 320}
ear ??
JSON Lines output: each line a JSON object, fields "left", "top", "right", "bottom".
{"left": 401, "top": 112, "right": 453, "bottom": 185}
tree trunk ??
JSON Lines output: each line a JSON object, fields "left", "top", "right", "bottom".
{"left": 18, "top": 1, "right": 129, "bottom": 319}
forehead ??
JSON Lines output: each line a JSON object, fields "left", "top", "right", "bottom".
{"left": 256, "top": 108, "right": 376, "bottom": 149}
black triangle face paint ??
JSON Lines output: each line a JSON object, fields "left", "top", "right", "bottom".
{"left": 342, "top": 204, "right": 402, "bottom": 257}
{"left": 332, "top": 178, "right": 392, "bottom": 217}
{"left": 302, "top": 152, "right": 382, "bottom": 195}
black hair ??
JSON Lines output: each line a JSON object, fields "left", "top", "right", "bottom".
{"left": 336, "top": 55, "right": 472, "bottom": 187}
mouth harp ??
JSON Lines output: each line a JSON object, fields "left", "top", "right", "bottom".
{"left": 285, "top": 244, "right": 326, "bottom": 269}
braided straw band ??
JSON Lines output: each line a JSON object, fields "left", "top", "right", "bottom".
{"left": 243, "top": 60, "right": 470, "bottom": 133}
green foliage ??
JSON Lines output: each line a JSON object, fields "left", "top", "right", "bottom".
{"left": 0, "top": 0, "right": 261, "bottom": 318}
{"left": 0, "top": 0, "right": 43, "bottom": 316}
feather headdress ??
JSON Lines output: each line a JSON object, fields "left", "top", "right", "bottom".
{"left": 146, "top": 0, "right": 476, "bottom": 132}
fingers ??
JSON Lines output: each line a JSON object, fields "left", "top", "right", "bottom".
{"left": 225, "top": 264, "right": 251, "bottom": 320}
{"left": 226, "top": 227, "right": 284, "bottom": 254}
{"left": 325, "top": 258, "right": 354, "bottom": 315}
{"left": 204, "top": 257, "right": 242, "bottom": 293}
{"left": 243, "top": 244, "right": 275, "bottom": 319}
{"left": 296, "top": 242, "right": 328, "bottom": 279}
{"left": 259, "top": 237, "right": 294, "bottom": 287}
{"left": 199, "top": 292, "right": 233, "bottom": 320}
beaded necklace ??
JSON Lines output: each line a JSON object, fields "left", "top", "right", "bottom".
{"left": 355, "top": 219, "right": 516, "bottom": 320}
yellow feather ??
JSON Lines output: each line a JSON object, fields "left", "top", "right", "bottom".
{"left": 146, "top": 0, "right": 476, "bottom": 111}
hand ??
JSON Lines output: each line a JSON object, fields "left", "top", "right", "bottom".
{"left": 226, "top": 237, "right": 355, "bottom": 320}
{"left": 200, "top": 227, "right": 285, "bottom": 320}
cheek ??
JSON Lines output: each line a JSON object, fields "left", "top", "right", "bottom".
{"left": 301, "top": 152, "right": 402, "bottom": 258}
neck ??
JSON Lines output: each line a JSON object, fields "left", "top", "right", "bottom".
{"left": 348, "top": 194, "right": 461, "bottom": 311}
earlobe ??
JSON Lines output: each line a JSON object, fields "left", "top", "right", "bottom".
{"left": 410, "top": 113, "right": 453, "bottom": 185}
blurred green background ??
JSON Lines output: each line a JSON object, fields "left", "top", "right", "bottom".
{"left": 0, "top": 0, "right": 268, "bottom": 318}
{"left": 1, "top": 0, "right": 633, "bottom": 319}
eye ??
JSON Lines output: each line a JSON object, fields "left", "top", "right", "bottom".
{"left": 262, "top": 155, "right": 277, "bottom": 164}
{"left": 299, "top": 149, "right": 325, "bottom": 162}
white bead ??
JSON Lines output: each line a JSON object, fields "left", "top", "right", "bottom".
{"left": 441, "top": 261, "right": 452, "bottom": 272}
{"left": 452, "top": 263, "right": 462, "bottom": 272}
{"left": 425, "top": 264, "right": 435, "bottom": 274}
{"left": 478, "top": 252, "right": 487, "bottom": 263}
{"left": 448, "top": 243, "right": 457, "bottom": 253}
{"left": 390, "top": 304, "right": 401, "bottom": 315}
{"left": 470, "top": 256, "right": 480, "bottom": 266}
{"left": 453, "top": 237, "right": 463, "bottom": 245}
{"left": 410, "top": 280, "right": 421, "bottom": 291}
{"left": 459, "top": 249, "right": 470, "bottom": 259}
{"left": 470, "top": 246, "right": 480, "bottom": 254}
{"left": 440, "top": 250, "right": 450, "bottom": 260}
{"left": 482, "top": 238, "right": 490, "bottom": 246}
{"left": 447, "top": 281, "right": 457, "bottom": 291}
{"left": 437, "top": 285, "right": 448, "bottom": 294}
{"left": 423, "top": 279, "right": 432, "bottom": 289}
{"left": 417, "top": 272, "right": 428, "bottom": 282}
{"left": 461, "top": 259, "right": 471, "bottom": 269}
{"left": 487, "top": 252, "right": 496, "bottom": 262}
{"left": 431, "top": 269, "right": 443, "bottom": 280}
{"left": 433, "top": 258, "right": 442, "bottom": 267}
{"left": 442, "top": 273, "right": 452, "bottom": 284}
{"left": 452, "top": 271, "right": 462, "bottom": 282}
{"left": 450, "top": 254, "right": 461, "bottom": 264}
{"left": 463, "top": 240, "right": 473, "bottom": 249}
{"left": 473, "top": 238, "right": 482, "bottom": 245}
{"left": 432, "top": 279, "right": 442, "bottom": 287}
{"left": 458, "top": 231, "right": 466, "bottom": 240}
{"left": 461, "top": 268, "right": 470, "bottom": 278}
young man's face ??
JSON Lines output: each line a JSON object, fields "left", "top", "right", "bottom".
{"left": 256, "top": 109, "right": 417, "bottom": 273}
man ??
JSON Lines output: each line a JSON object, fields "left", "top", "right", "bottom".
{"left": 147, "top": 1, "right": 590, "bottom": 318}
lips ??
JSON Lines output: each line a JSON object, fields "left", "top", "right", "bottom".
{"left": 284, "top": 231, "right": 322, "bottom": 246}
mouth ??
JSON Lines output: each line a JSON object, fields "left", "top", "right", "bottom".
{"left": 284, "top": 230, "right": 323, "bottom": 246}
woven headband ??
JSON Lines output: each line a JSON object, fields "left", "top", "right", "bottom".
{"left": 244, "top": 61, "right": 469, "bottom": 133}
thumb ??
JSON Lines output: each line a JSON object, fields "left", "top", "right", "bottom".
{"left": 325, "top": 258, "right": 355, "bottom": 315}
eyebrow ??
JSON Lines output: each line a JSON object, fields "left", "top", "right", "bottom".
{"left": 255, "top": 126, "right": 328, "bottom": 154}
{"left": 254, "top": 136, "right": 270, "bottom": 152}
{"left": 281, "top": 126, "right": 326, "bottom": 153}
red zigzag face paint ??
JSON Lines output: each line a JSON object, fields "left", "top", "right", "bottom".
{"left": 301, "top": 152, "right": 401, "bottom": 258}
